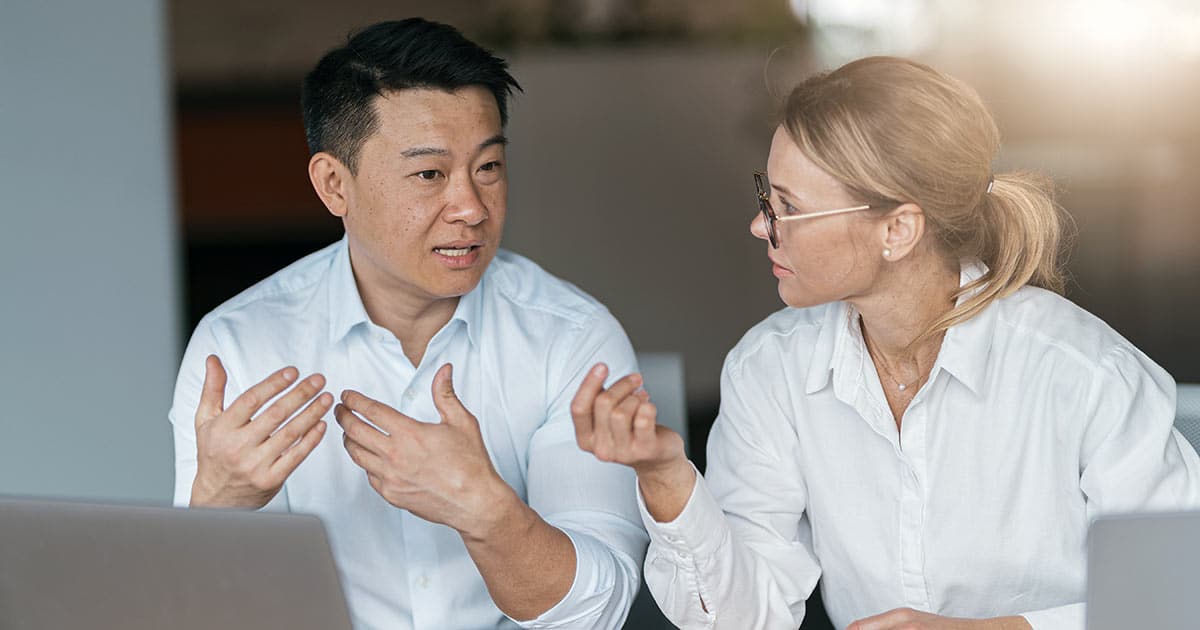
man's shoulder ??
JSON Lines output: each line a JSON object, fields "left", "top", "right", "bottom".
{"left": 197, "top": 240, "right": 339, "bottom": 332}
{"left": 483, "top": 249, "right": 610, "bottom": 329}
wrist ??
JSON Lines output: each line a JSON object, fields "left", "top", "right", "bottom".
{"left": 635, "top": 455, "right": 694, "bottom": 493}
{"left": 636, "top": 456, "right": 696, "bottom": 523}
{"left": 460, "top": 476, "right": 526, "bottom": 544}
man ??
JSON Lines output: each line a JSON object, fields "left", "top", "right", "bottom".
{"left": 168, "top": 18, "right": 647, "bottom": 629}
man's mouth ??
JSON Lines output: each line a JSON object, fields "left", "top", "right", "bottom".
{"left": 433, "top": 246, "right": 477, "bottom": 257}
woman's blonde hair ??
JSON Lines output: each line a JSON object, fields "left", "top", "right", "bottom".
{"left": 782, "top": 56, "right": 1073, "bottom": 346}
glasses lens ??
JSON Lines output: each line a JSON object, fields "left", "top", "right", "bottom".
{"left": 754, "top": 173, "right": 779, "bottom": 248}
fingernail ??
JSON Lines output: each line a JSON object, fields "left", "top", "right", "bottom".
{"left": 283, "top": 368, "right": 298, "bottom": 381}
{"left": 591, "top": 364, "right": 606, "bottom": 377}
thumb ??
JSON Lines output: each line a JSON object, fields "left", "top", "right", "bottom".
{"left": 196, "top": 354, "right": 227, "bottom": 428}
{"left": 431, "top": 363, "right": 473, "bottom": 426}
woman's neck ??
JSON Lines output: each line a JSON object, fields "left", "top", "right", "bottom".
{"left": 852, "top": 251, "right": 961, "bottom": 364}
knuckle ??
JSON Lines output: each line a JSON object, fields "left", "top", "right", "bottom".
{"left": 234, "top": 459, "right": 256, "bottom": 479}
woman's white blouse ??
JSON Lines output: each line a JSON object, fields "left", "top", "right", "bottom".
{"left": 641, "top": 261, "right": 1200, "bottom": 629}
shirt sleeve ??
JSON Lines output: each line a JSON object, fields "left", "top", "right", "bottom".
{"left": 167, "top": 317, "right": 288, "bottom": 511}
{"left": 641, "top": 350, "right": 821, "bottom": 630}
{"left": 1017, "top": 344, "right": 1200, "bottom": 629}
{"left": 513, "top": 310, "right": 648, "bottom": 629}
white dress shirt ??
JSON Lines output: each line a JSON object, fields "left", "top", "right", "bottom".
{"left": 641, "top": 260, "right": 1200, "bottom": 630}
{"left": 170, "top": 236, "right": 648, "bottom": 630}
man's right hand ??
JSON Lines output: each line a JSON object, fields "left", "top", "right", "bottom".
{"left": 190, "top": 355, "right": 331, "bottom": 509}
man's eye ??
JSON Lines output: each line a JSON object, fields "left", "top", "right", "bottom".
{"left": 414, "top": 170, "right": 441, "bottom": 181}
{"left": 479, "top": 161, "right": 502, "bottom": 172}
{"left": 782, "top": 200, "right": 799, "bottom": 215}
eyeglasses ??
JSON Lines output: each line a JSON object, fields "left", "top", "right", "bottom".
{"left": 754, "top": 171, "right": 874, "bottom": 249}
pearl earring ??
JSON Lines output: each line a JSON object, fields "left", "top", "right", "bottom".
{"left": 883, "top": 249, "right": 892, "bottom": 258}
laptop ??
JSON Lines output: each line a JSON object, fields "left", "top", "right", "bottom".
{"left": 1087, "top": 511, "right": 1200, "bottom": 630}
{"left": 0, "top": 497, "right": 353, "bottom": 630}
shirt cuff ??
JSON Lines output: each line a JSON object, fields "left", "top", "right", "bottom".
{"left": 637, "top": 461, "right": 730, "bottom": 560}
{"left": 1020, "top": 602, "right": 1085, "bottom": 630}
{"left": 512, "top": 527, "right": 626, "bottom": 629}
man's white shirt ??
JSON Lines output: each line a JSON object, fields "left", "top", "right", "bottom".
{"left": 170, "top": 236, "right": 648, "bottom": 629}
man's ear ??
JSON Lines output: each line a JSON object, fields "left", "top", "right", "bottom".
{"left": 308, "top": 152, "right": 352, "bottom": 218}
{"left": 879, "top": 202, "right": 926, "bottom": 261}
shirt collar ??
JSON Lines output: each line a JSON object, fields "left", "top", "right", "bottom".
{"left": 933, "top": 258, "right": 995, "bottom": 396}
{"left": 326, "top": 235, "right": 485, "bottom": 347}
{"left": 804, "top": 301, "right": 850, "bottom": 395}
{"left": 803, "top": 258, "right": 995, "bottom": 396}
{"left": 327, "top": 235, "right": 372, "bottom": 344}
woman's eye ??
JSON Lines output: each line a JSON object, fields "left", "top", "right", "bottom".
{"left": 415, "top": 170, "right": 441, "bottom": 181}
{"left": 782, "top": 200, "right": 799, "bottom": 215}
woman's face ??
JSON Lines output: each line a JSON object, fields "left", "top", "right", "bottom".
{"left": 750, "top": 126, "right": 884, "bottom": 309}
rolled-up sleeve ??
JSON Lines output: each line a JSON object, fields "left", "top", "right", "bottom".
{"left": 515, "top": 311, "right": 648, "bottom": 629}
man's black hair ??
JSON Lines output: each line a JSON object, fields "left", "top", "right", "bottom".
{"left": 301, "top": 18, "right": 521, "bottom": 172}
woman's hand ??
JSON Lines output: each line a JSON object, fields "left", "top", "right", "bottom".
{"left": 848, "top": 608, "right": 1031, "bottom": 630}
{"left": 570, "top": 363, "right": 696, "bottom": 521}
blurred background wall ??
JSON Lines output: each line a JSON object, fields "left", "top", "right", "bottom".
{"left": 0, "top": 0, "right": 178, "bottom": 503}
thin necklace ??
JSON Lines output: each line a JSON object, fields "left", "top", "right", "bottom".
{"left": 862, "top": 328, "right": 921, "bottom": 392}
{"left": 876, "top": 355, "right": 920, "bottom": 392}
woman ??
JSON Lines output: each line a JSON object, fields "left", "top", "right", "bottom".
{"left": 570, "top": 57, "right": 1200, "bottom": 629}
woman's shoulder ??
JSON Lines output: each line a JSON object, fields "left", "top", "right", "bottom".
{"left": 725, "top": 302, "right": 840, "bottom": 371}
{"left": 991, "top": 283, "right": 1143, "bottom": 369}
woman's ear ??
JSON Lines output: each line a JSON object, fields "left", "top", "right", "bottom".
{"left": 308, "top": 152, "right": 352, "bottom": 218}
{"left": 880, "top": 203, "right": 925, "bottom": 261}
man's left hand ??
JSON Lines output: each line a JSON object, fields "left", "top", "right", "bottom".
{"left": 848, "top": 608, "right": 1031, "bottom": 630}
{"left": 335, "top": 363, "right": 513, "bottom": 540}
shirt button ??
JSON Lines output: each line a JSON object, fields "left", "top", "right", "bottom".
{"left": 416, "top": 575, "right": 430, "bottom": 588}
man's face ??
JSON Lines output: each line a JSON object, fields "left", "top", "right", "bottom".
{"left": 341, "top": 86, "right": 507, "bottom": 305}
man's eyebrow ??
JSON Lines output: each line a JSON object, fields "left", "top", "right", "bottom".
{"left": 479, "top": 134, "right": 508, "bottom": 150}
{"left": 399, "top": 136, "right": 506, "bottom": 158}
{"left": 400, "top": 146, "right": 449, "bottom": 158}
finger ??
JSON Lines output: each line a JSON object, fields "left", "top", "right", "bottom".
{"left": 334, "top": 403, "right": 392, "bottom": 454}
{"left": 196, "top": 355, "right": 227, "bottom": 428}
{"left": 343, "top": 433, "right": 387, "bottom": 476}
{"left": 247, "top": 373, "right": 327, "bottom": 442}
{"left": 262, "top": 391, "right": 333, "bottom": 456}
{"left": 608, "top": 393, "right": 642, "bottom": 455}
{"left": 267, "top": 420, "right": 326, "bottom": 480}
{"left": 223, "top": 365, "right": 300, "bottom": 428}
{"left": 594, "top": 373, "right": 644, "bottom": 419}
{"left": 570, "top": 363, "right": 608, "bottom": 451}
{"left": 340, "top": 390, "right": 415, "bottom": 434}
{"left": 431, "top": 363, "right": 474, "bottom": 426}
{"left": 846, "top": 608, "right": 905, "bottom": 630}
{"left": 632, "top": 401, "right": 658, "bottom": 445}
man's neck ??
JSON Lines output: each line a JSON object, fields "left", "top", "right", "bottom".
{"left": 349, "top": 250, "right": 462, "bottom": 368}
